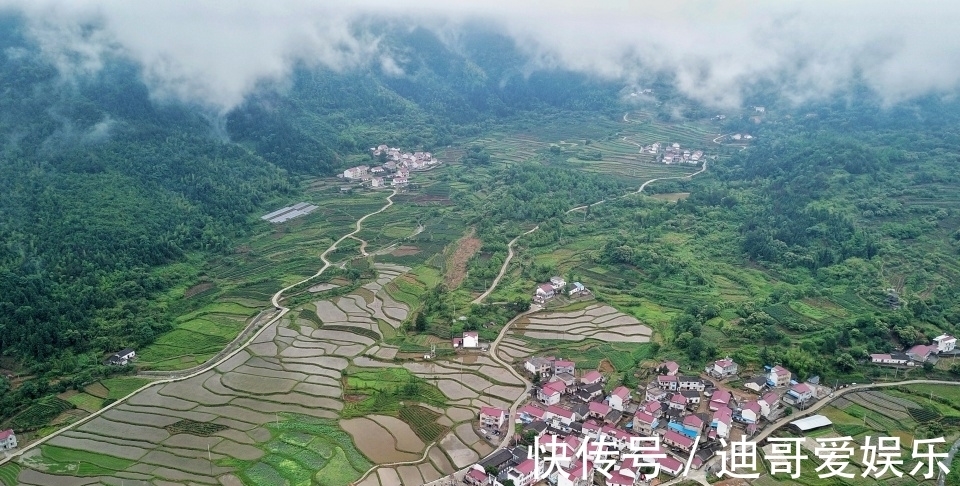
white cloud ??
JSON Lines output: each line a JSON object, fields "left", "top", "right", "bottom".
{"left": 3, "top": 0, "right": 960, "bottom": 110}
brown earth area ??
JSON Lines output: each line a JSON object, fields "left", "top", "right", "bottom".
{"left": 598, "top": 359, "right": 615, "bottom": 373}
{"left": 390, "top": 245, "right": 421, "bottom": 257}
{"left": 184, "top": 282, "right": 215, "bottom": 298}
{"left": 444, "top": 228, "right": 482, "bottom": 290}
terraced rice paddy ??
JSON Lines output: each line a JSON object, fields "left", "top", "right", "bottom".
{"left": 506, "top": 304, "right": 652, "bottom": 345}
{"left": 13, "top": 263, "right": 522, "bottom": 485}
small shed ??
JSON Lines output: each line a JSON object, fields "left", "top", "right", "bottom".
{"left": 789, "top": 414, "right": 832, "bottom": 433}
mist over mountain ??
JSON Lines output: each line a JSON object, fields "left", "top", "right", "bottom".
{"left": 5, "top": 1, "right": 960, "bottom": 112}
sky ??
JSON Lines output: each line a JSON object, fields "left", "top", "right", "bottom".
{"left": 3, "top": 1, "right": 959, "bottom": 111}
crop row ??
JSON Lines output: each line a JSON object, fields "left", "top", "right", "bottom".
{"left": 10, "top": 397, "right": 74, "bottom": 430}
{"left": 399, "top": 406, "right": 449, "bottom": 442}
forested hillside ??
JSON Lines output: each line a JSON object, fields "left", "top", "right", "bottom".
{"left": 0, "top": 16, "right": 624, "bottom": 419}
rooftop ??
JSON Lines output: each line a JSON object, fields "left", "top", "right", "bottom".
{"left": 790, "top": 414, "right": 833, "bottom": 431}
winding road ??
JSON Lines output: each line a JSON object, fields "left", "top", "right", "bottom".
{"left": 0, "top": 190, "right": 399, "bottom": 468}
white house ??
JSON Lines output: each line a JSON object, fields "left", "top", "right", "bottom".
{"left": 580, "top": 370, "right": 603, "bottom": 386}
{"left": 759, "top": 391, "right": 781, "bottom": 419}
{"left": 553, "top": 359, "right": 575, "bottom": 376}
{"left": 550, "top": 276, "right": 566, "bottom": 291}
{"left": 343, "top": 165, "right": 369, "bottom": 179}
{"left": 709, "top": 389, "right": 732, "bottom": 411}
{"left": 370, "top": 177, "right": 385, "bottom": 188}
{"left": 658, "top": 456, "right": 684, "bottom": 477}
{"left": 934, "top": 334, "right": 957, "bottom": 353}
{"left": 785, "top": 383, "right": 815, "bottom": 405}
{"left": 706, "top": 358, "right": 739, "bottom": 378}
{"left": 0, "top": 429, "right": 16, "bottom": 450}
{"left": 678, "top": 376, "right": 705, "bottom": 391}
{"left": 767, "top": 366, "right": 792, "bottom": 387}
{"left": 632, "top": 411, "right": 659, "bottom": 436}
{"left": 506, "top": 458, "right": 540, "bottom": 486}
{"left": 462, "top": 331, "right": 479, "bottom": 349}
{"left": 391, "top": 176, "right": 408, "bottom": 187}
{"left": 538, "top": 381, "right": 566, "bottom": 406}
{"left": 870, "top": 353, "right": 911, "bottom": 366}
{"left": 712, "top": 407, "right": 733, "bottom": 439}
{"left": 568, "top": 282, "right": 587, "bottom": 296}
{"left": 107, "top": 348, "right": 136, "bottom": 366}
{"left": 535, "top": 283, "right": 555, "bottom": 299}
{"left": 525, "top": 356, "right": 555, "bottom": 378}
{"left": 657, "top": 374, "right": 679, "bottom": 391}
{"left": 741, "top": 401, "right": 761, "bottom": 424}
{"left": 606, "top": 386, "right": 631, "bottom": 412}
{"left": 480, "top": 406, "right": 507, "bottom": 428}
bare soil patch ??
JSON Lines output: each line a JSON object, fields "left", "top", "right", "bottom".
{"left": 444, "top": 228, "right": 482, "bottom": 289}
{"left": 390, "top": 245, "right": 421, "bottom": 256}
{"left": 599, "top": 359, "right": 615, "bottom": 373}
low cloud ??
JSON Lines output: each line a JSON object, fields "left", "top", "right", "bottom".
{"left": 3, "top": 1, "right": 960, "bottom": 110}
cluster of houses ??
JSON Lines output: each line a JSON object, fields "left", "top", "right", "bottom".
{"left": 641, "top": 142, "right": 703, "bottom": 165}
{"left": 870, "top": 333, "right": 957, "bottom": 367}
{"left": 341, "top": 145, "right": 440, "bottom": 189}
{"left": 0, "top": 429, "right": 17, "bottom": 451}
{"left": 533, "top": 277, "right": 588, "bottom": 305}
{"left": 468, "top": 356, "right": 823, "bottom": 486}
{"left": 729, "top": 133, "right": 754, "bottom": 141}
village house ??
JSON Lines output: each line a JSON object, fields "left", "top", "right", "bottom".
{"left": 538, "top": 381, "right": 566, "bottom": 406}
{"left": 518, "top": 403, "right": 548, "bottom": 423}
{"left": 632, "top": 411, "right": 659, "bottom": 436}
{"left": 544, "top": 405, "right": 578, "bottom": 428}
{"left": 645, "top": 382, "right": 669, "bottom": 402}
{"left": 785, "top": 383, "right": 815, "bottom": 405}
{"left": 759, "top": 391, "right": 781, "bottom": 419}
{"left": 744, "top": 376, "right": 768, "bottom": 393}
{"left": 599, "top": 425, "right": 633, "bottom": 451}
{"left": 370, "top": 176, "right": 385, "bottom": 188}
{"left": 465, "top": 468, "right": 488, "bottom": 486}
{"left": 643, "top": 400, "right": 664, "bottom": 418}
{"left": 390, "top": 176, "right": 408, "bottom": 187}
{"left": 342, "top": 165, "right": 369, "bottom": 179}
{"left": 568, "top": 282, "right": 587, "bottom": 296}
{"left": 663, "top": 430, "right": 695, "bottom": 452}
{"left": 606, "top": 386, "right": 631, "bottom": 412}
{"left": 534, "top": 283, "right": 555, "bottom": 302}
{"left": 580, "top": 370, "right": 603, "bottom": 386}
{"left": 907, "top": 344, "right": 937, "bottom": 363}
{"left": 587, "top": 401, "right": 612, "bottom": 421}
{"left": 553, "top": 359, "right": 575, "bottom": 376}
{"left": 706, "top": 358, "right": 739, "bottom": 379}
{"left": 657, "top": 374, "right": 679, "bottom": 391}
{"left": 0, "top": 429, "right": 16, "bottom": 450}
{"left": 107, "top": 348, "right": 136, "bottom": 366}
{"left": 712, "top": 407, "right": 733, "bottom": 439}
{"left": 550, "top": 276, "right": 566, "bottom": 291}
{"left": 480, "top": 406, "right": 507, "bottom": 428}
{"left": 524, "top": 356, "right": 556, "bottom": 378}
{"left": 740, "top": 401, "right": 762, "bottom": 424}
{"left": 709, "top": 389, "right": 732, "bottom": 411}
{"left": 668, "top": 393, "right": 687, "bottom": 411}
{"left": 935, "top": 334, "right": 957, "bottom": 353}
{"left": 370, "top": 166, "right": 385, "bottom": 174}
{"left": 680, "top": 390, "right": 701, "bottom": 406}
{"left": 767, "top": 366, "right": 792, "bottom": 388}
{"left": 576, "top": 382, "right": 605, "bottom": 402}
{"left": 506, "top": 458, "right": 540, "bottom": 486}
{"left": 658, "top": 360, "right": 681, "bottom": 376}
{"left": 452, "top": 331, "right": 479, "bottom": 349}
{"left": 678, "top": 376, "right": 705, "bottom": 391}
{"left": 870, "top": 352, "right": 912, "bottom": 366}
{"left": 658, "top": 455, "right": 685, "bottom": 477}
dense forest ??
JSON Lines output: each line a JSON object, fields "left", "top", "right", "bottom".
{"left": 0, "top": 17, "right": 626, "bottom": 419}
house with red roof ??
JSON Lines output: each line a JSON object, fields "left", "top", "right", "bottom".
{"left": 0, "top": 429, "right": 16, "bottom": 450}
{"left": 706, "top": 357, "right": 739, "bottom": 378}
{"left": 659, "top": 455, "right": 685, "bottom": 476}
{"left": 741, "top": 400, "right": 761, "bottom": 424}
{"left": 587, "top": 401, "right": 612, "bottom": 420}
{"left": 545, "top": 404, "right": 577, "bottom": 426}
{"left": 907, "top": 344, "right": 937, "bottom": 363}
{"left": 465, "top": 467, "right": 488, "bottom": 485}
{"left": 606, "top": 386, "right": 631, "bottom": 411}
{"left": 538, "top": 381, "right": 566, "bottom": 405}
{"left": 632, "top": 410, "right": 659, "bottom": 436}
{"left": 709, "top": 389, "right": 732, "bottom": 411}
{"left": 553, "top": 359, "right": 575, "bottom": 375}
{"left": 712, "top": 407, "right": 733, "bottom": 439}
{"left": 767, "top": 365, "right": 792, "bottom": 387}
{"left": 580, "top": 420, "right": 602, "bottom": 440}
{"left": 657, "top": 374, "right": 679, "bottom": 391}
{"left": 479, "top": 406, "right": 507, "bottom": 428}
{"left": 669, "top": 393, "right": 687, "bottom": 411}
{"left": 580, "top": 370, "right": 603, "bottom": 386}
{"left": 658, "top": 360, "right": 680, "bottom": 376}
{"left": 644, "top": 400, "right": 663, "bottom": 417}
{"left": 535, "top": 283, "right": 555, "bottom": 301}
{"left": 785, "top": 383, "right": 815, "bottom": 405}
{"left": 759, "top": 391, "right": 780, "bottom": 419}
{"left": 557, "top": 460, "right": 594, "bottom": 486}
{"left": 663, "top": 430, "right": 695, "bottom": 451}
{"left": 506, "top": 458, "right": 540, "bottom": 486}
{"left": 518, "top": 403, "right": 547, "bottom": 422}
{"left": 599, "top": 425, "right": 634, "bottom": 450}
